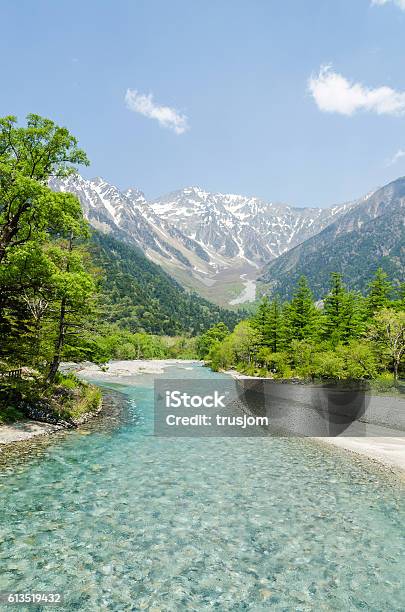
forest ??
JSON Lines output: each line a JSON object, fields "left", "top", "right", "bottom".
{"left": 198, "top": 271, "right": 405, "bottom": 387}
{"left": 90, "top": 231, "right": 242, "bottom": 337}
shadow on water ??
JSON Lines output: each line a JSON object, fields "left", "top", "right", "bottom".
{"left": 239, "top": 379, "right": 372, "bottom": 437}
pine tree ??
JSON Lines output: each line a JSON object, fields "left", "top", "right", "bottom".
{"left": 268, "top": 297, "right": 285, "bottom": 352}
{"left": 366, "top": 268, "right": 393, "bottom": 316}
{"left": 251, "top": 296, "right": 285, "bottom": 351}
{"left": 251, "top": 297, "right": 271, "bottom": 345}
{"left": 399, "top": 283, "right": 405, "bottom": 312}
{"left": 323, "top": 273, "right": 365, "bottom": 345}
{"left": 285, "top": 276, "right": 318, "bottom": 343}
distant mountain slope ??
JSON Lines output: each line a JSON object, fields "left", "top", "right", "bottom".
{"left": 260, "top": 177, "right": 405, "bottom": 299}
{"left": 90, "top": 232, "right": 243, "bottom": 335}
{"left": 51, "top": 175, "right": 356, "bottom": 305}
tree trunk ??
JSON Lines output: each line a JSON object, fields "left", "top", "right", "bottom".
{"left": 47, "top": 296, "right": 67, "bottom": 382}
{"left": 47, "top": 232, "right": 73, "bottom": 382}
{"left": 0, "top": 201, "right": 31, "bottom": 263}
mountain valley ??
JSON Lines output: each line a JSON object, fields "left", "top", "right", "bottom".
{"left": 52, "top": 175, "right": 372, "bottom": 305}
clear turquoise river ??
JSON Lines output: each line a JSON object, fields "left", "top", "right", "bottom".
{"left": 0, "top": 364, "right": 404, "bottom": 610}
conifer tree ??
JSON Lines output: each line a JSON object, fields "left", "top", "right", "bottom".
{"left": 268, "top": 297, "right": 285, "bottom": 353}
{"left": 252, "top": 296, "right": 285, "bottom": 351}
{"left": 399, "top": 283, "right": 405, "bottom": 312}
{"left": 251, "top": 297, "right": 272, "bottom": 345}
{"left": 366, "top": 268, "right": 393, "bottom": 316}
{"left": 323, "top": 273, "right": 365, "bottom": 344}
{"left": 285, "top": 276, "right": 318, "bottom": 343}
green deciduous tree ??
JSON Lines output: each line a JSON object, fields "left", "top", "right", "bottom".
{"left": 230, "top": 321, "right": 261, "bottom": 364}
{"left": 196, "top": 322, "right": 230, "bottom": 358}
{"left": 46, "top": 234, "right": 95, "bottom": 381}
{"left": 0, "top": 114, "right": 88, "bottom": 264}
{"left": 335, "top": 341, "right": 378, "bottom": 379}
{"left": 0, "top": 114, "right": 93, "bottom": 380}
{"left": 368, "top": 309, "right": 405, "bottom": 380}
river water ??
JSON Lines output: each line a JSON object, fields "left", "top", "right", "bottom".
{"left": 0, "top": 364, "right": 404, "bottom": 610}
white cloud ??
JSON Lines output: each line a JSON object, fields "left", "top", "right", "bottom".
{"left": 387, "top": 149, "right": 405, "bottom": 166}
{"left": 125, "top": 89, "right": 189, "bottom": 134}
{"left": 308, "top": 65, "right": 405, "bottom": 116}
{"left": 371, "top": 0, "right": 405, "bottom": 10}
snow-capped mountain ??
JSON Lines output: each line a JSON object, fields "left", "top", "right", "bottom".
{"left": 50, "top": 175, "right": 208, "bottom": 273}
{"left": 150, "top": 187, "right": 355, "bottom": 262}
{"left": 50, "top": 175, "right": 364, "bottom": 305}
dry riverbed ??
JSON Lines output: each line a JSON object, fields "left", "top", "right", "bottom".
{"left": 75, "top": 359, "right": 202, "bottom": 378}
{"left": 0, "top": 420, "right": 63, "bottom": 445}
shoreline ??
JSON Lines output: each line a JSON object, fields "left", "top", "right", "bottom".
{"left": 315, "top": 436, "right": 405, "bottom": 474}
{"left": 63, "top": 358, "right": 203, "bottom": 378}
{"left": 0, "top": 419, "right": 64, "bottom": 446}
{"left": 1, "top": 361, "right": 405, "bottom": 475}
{"left": 226, "top": 369, "right": 405, "bottom": 474}
{"left": 0, "top": 360, "right": 201, "bottom": 446}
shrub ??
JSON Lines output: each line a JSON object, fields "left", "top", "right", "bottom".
{"left": 372, "top": 372, "right": 397, "bottom": 393}
{"left": 336, "top": 341, "right": 377, "bottom": 379}
{"left": 0, "top": 404, "right": 24, "bottom": 424}
{"left": 312, "top": 351, "right": 345, "bottom": 379}
{"left": 208, "top": 340, "right": 234, "bottom": 371}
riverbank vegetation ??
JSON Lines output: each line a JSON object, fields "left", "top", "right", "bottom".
{"left": 199, "top": 271, "right": 405, "bottom": 386}
{"left": 88, "top": 329, "right": 199, "bottom": 361}
{"left": 0, "top": 370, "right": 102, "bottom": 424}
{"left": 0, "top": 114, "right": 239, "bottom": 424}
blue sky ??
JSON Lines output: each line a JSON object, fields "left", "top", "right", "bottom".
{"left": 1, "top": 0, "right": 405, "bottom": 206}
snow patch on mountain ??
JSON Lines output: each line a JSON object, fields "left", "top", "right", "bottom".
{"left": 50, "top": 176, "right": 368, "bottom": 306}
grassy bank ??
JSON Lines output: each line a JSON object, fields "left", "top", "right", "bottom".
{"left": 0, "top": 372, "right": 102, "bottom": 426}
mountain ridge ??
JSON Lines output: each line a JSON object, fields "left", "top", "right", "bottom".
{"left": 51, "top": 175, "right": 364, "bottom": 305}
{"left": 259, "top": 176, "right": 405, "bottom": 299}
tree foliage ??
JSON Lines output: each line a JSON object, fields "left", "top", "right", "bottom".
{"left": 90, "top": 232, "right": 243, "bottom": 337}
{"left": 206, "top": 270, "right": 405, "bottom": 382}
{"left": 0, "top": 114, "right": 243, "bottom": 380}
{"left": 0, "top": 115, "right": 93, "bottom": 378}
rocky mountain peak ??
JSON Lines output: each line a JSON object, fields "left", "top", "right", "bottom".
{"left": 50, "top": 174, "right": 375, "bottom": 306}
